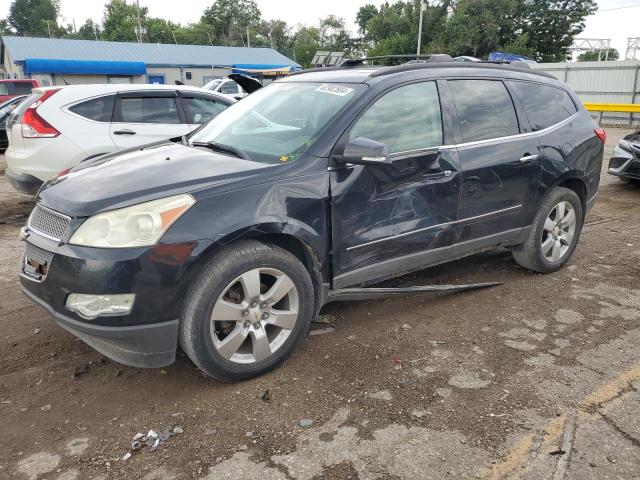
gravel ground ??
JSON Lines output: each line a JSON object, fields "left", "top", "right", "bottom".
{"left": 0, "top": 128, "right": 639, "bottom": 480}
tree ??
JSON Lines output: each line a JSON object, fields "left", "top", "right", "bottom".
{"left": 291, "top": 25, "right": 321, "bottom": 67}
{"left": 102, "top": 0, "right": 146, "bottom": 42}
{"left": 8, "top": 0, "right": 61, "bottom": 37}
{"left": 201, "top": 0, "right": 261, "bottom": 45}
{"left": 513, "top": 0, "right": 597, "bottom": 61}
{"left": 75, "top": 19, "right": 100, "bottom": 40}
{"left": 0, "top": 19, "right": 14, "bottom": 36}
{"left": 356, "top": 4, "right": 378, "bottom": 35}
{"left": 357, "top": 1, "right": 449, "bottom": 57}
{"left": 437, "top": 0, "right": 516, "bottom": 58}
{"left": 318, "top": 16, "right": 351, "bottom": 52}
{"left": 577, "top": 48, "right": 619, "bottom": 61}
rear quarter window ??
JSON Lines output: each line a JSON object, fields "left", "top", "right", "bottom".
{"left": 69, "top": 95, "right": 116, "bottom": 122}
{"left": 508, "top": 81, "right": 577, "bottom": 131}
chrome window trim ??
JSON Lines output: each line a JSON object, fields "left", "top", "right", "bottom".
{"left": 27, "top": 204, "right": 71, "bottom": 242}
{"left": 345, "top": 204, "right": 522, "bottom": 252}
{"left": 381, "top": 112, "right": 579, "bottom": 158}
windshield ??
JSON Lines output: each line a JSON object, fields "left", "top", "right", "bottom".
{"left": 203, "top": 79, "right": 222, "bottom": 90}
{"left": 0, "top": 84, "right": 8, "bottom": 95}
{"left": 190, "top": 82, "right": 365, "bottom": 164}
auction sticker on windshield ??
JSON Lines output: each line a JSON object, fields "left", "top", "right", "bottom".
{"left": 314, "top": 84, "right": 354, "bottom": 96}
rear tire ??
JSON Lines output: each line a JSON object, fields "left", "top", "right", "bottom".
{"left": 512, "top": 187, "right": 583, "bottom": 273}
{"left": 179, "top": 240, "right": 314, "bottom": 382}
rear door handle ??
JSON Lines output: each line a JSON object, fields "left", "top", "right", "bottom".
{"left": 519, "top": 154, "right": 539, "bottom": 163}
{"left": 113, "top": 129, "right": 136, "bottom": 135}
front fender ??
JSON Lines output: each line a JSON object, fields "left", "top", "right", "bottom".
{"left": 162, "top": 172, "right": 331, "bottom": 267}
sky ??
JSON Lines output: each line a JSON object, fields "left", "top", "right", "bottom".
{"left": 0, "top": 0, "right": 638, "bottom": 59}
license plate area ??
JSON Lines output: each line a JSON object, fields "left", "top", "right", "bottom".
{"left": 22, "top": 243, "right": 54, "bottom": 282}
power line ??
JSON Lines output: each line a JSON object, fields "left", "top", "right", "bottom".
{"left": 598, "top": 3, "right": 640, "bottom": 12}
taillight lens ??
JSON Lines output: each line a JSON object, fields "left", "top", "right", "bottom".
{"left": 594, "top": 127, "right": 606, "bottom": 144}
{"left": 22, "top": 89, "right": 60, "bottom": 138}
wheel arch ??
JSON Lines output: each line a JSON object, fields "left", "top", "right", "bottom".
{"left": 550, "top": 175, "right": 588, "bottom": 215}
{"left": 191, "top": 225, "right": 328, "bottom": 317}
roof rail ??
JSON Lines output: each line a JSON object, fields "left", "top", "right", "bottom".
{"left": 339, "top": 54, "right": 453, "bottom": 67}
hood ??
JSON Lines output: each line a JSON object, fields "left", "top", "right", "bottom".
{"left": 37, "top": 143, "right": 273, "bottom": 217}
{"left": 228, "top": 73, "right": 263, "bottom": 94}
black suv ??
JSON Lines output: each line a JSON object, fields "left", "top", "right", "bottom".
{"left": 20, "top": 58, "right": 604, "bottom": 381}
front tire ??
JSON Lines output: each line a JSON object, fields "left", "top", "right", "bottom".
{"left": 179, "top": 240, "right": 314, "bottom": 381}
{"left": 512, "top": 187, "right": 583, "bottom": 273}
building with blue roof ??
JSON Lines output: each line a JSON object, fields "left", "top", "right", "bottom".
{"left": 0, "top": 35, "right": 300, "bottom": 87}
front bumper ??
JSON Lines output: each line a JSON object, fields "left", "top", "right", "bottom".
{"left": 23, "top": 287, "right": 179, "bottom": 367}
{"left": 608, "top": 145, "right": 640, "bottom": 179}
{"left": 19, "top": 230, "right": 212, "bottom": 368}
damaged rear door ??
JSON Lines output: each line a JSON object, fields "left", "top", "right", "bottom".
{"left": 330, "top": 80, "right": 461, "bottom": 288}
{"left": 446, "top": 78, "right": 540, "bottom": 241}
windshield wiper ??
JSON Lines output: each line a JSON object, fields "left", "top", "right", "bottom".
{"left": 191, "top": 141, "right": 251, "bottom": 161}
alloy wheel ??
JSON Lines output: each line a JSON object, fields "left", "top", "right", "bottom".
{"left": 210, "top": 268, "right": 299, "bottom": 364}
{"left": 541, "top": 201, "right": 576, "bottom": 262}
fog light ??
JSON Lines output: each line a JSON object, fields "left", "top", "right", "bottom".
{"left": 65, "top": 293, "right": 135, "bottom": 320}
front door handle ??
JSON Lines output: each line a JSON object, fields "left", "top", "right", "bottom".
{"left": 519, "top": 154, "right": 539, "bottom": 163}
{"left": 113, "top": 129, "right": 136, "bottom": 135}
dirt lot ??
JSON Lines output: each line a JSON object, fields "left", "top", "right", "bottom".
{"left": 1, "top": 129, "right": 639, "bottom": 480}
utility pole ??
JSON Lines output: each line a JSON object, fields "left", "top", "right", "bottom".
{"left": 94, "top": 23, "right": 98, "bottom": 40}
{"left": 416, "top": 0, "right": 427, "bottom": 56}
{"left": 46, "top": 20, "right": 52, "bottom": 38}
{"left": 136, "top": 0, "right": 143, "bottom": 42}
{"left": 247, "top": 26, "right": 251, "bottom": 48}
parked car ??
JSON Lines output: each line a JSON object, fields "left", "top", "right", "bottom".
{"left": 5, "top": 84, "right": 234, "bottom": 194}
{"left": 202, "top": 77, "right": 249, "bottom": 100}
{"left": 19, "top": 58, "right": 604, "bottom": 381}
{"left": 0, "top": 95, "right": 27, "bottom": 151}
{"left": 608, "top": 130, "right": 640, "bottom": 181}
{"left": 0, "top": 79, "right": 40, "bottom": 103}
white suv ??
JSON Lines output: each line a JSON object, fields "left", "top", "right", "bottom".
{"left": 5, "top": 84, "right": 233, "bottom": 194}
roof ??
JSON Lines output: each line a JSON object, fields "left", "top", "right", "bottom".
{"left": 284, "top": 62, "right": 556, "bottom": 84}
{"left": 1, "top": 35, "right": 300, "bottom": 69}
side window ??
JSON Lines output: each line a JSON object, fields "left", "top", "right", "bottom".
{"left": 13, "top": 82, "right": 34, "bottom": 94}
{"left": 349, "top": 81, "right": 443, "bottom": 154}
{"left": 220, "top": 81, "right": 239, "bottom": 95}
{"left": 448, "top": 80, "right": 519, "bottom": 143}
{"left": 69, "top": 95, "right": 115, "bottom": 122}
{"left": 114, "top": 96, "right": 181, "bottom": 124}
{"left": 182, "top": 96, "right": 229, "bottom": 124}
{"left": 508, "top": 81, "right": 577, "bottom": 131}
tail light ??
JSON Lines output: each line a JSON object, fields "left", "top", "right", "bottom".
{"left": 594, "top": 127, "right": 606, "bottom": 144}
{"left": 22, "top": 89, "right": 60, "bottom": 138}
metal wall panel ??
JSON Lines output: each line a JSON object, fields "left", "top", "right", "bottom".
{"left": 532, "top": 60, "right": 640, "bottom": 126}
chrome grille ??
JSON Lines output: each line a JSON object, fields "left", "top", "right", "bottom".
{"left": 25, "top": 243, "right": 54, "bottom": 266}
{"left": 28, "top": 205, "right": 70, "bottom": 241}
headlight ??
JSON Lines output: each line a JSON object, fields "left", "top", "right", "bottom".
{"left": 69, "top": 194, "right": 195, "bottom": 248}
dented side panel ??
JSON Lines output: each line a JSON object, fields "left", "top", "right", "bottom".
{"left": 161, "top": 155, "right": 332, "bottom": 271}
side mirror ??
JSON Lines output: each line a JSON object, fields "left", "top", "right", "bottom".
{"left": 340, "top": 137, "right": 391, "bottom": 165}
